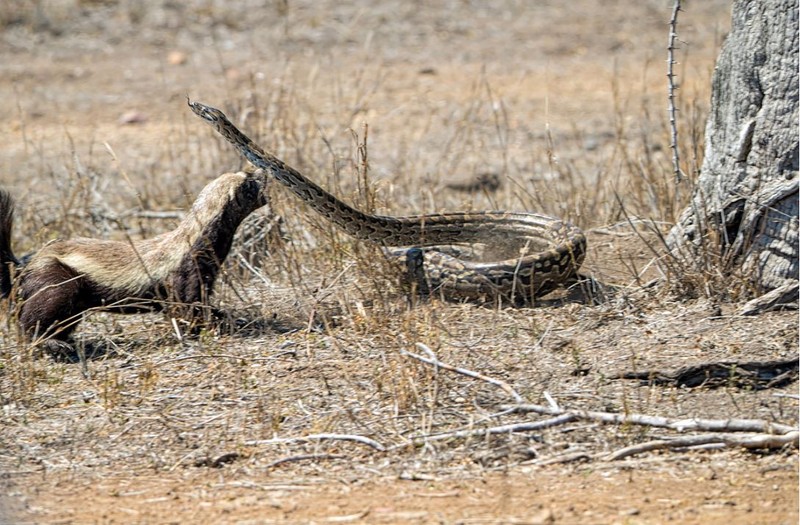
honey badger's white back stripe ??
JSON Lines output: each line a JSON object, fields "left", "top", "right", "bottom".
{"left": 27, "top": 172, "right": 250, "bottom": 294}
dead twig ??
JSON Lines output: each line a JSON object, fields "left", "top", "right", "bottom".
{"left": 668, "top": 0, "right": 683, "bottom": 183}
{"left": 773, "top": 393, "right": 800, "bottom": 400}
{"left": 501, "top": 403, "right": 796, "bottom": 435}
{"left": 529, "top": 451, "right": 593, "bottom": 466}
{"left": 607, "top": 431, "right": 799, "bottom": 461}
{"left": 263, "top": 453, "right": 345, "bottom": 469}
{"left": 393, "top": 414, "right": 577, "bottom": 450}
{"left": 402, "top": 342, "right": 524, "bottom": 403}
{"left": 244, "top": 433, "right": 385, "bottom": 452}
{"left": 318, "top": 510, "right": 371, "bottom": 523}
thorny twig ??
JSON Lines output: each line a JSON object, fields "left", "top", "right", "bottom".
{"left": 668, "top": 0, "right": 683, "bottom": 182}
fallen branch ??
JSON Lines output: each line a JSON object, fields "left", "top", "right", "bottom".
{"left": 607, "top": 431, "right": 799, "bottom": 461}
{"left": 245, "top": 433, "right": 386, "bottom": 452}
{"left": 739, "top": 282, "right": 799, "bottom": 315}
{"left": 402, "top": 343, "right": 524, "bottom": 403}
{"left": 612, "top": 357, "right": 799, "bottom": 389}
{"left": 501, "top": 403, "right": 796, "bottom": 435}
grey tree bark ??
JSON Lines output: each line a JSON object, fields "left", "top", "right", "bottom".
{"left": 667, "top": 0, "right": 798, "bottom": 309}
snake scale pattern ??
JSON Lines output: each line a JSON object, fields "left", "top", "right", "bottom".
{"left": 189, "top": 100, "right": 586, "bottom": 301}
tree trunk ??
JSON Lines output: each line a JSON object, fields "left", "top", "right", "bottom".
{"left": 667, "top": 0, "right": 798, "bottom": 300}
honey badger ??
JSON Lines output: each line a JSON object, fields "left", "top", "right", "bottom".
{"left": 0, "top": 170, "right": 269, "bottom": 353}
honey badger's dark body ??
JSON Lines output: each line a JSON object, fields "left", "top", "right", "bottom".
{"left": 0, "top": 171, "right": 268, "bottom": 347}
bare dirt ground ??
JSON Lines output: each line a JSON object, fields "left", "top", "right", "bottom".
{"left": 0, "top": 1, "right": 797, "bottom": 524}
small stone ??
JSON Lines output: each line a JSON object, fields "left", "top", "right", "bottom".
{"left": 225, "top": 68, "right": 241, "bottom": 81}
{"left": 118, "top": 110, "right": 147, "bottom": 125}
{"left": 167, "top": 50, "right": 187, "bottom": 65}
{"left": 527, "top": 509, "right": 554, "bottom": 524}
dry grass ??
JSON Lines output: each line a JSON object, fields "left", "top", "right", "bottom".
{"left": 0, "top": 1, "right": 797, "bottom": 523}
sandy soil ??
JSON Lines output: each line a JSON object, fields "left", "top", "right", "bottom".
{"left": 4, "top": 463, "right": 797, "bottom": 524}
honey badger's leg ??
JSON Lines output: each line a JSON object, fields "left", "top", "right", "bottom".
{"left": 0, "top": 190, "right": 20, "bottom": 298}
{"left": 18, "top": 258, "right": 85, "bottom": 352}
{"left": 167, "top": 228, "right": 235, "bottom": 327}
{"left": 0, "top": 190, "right": 78, "bottom": 353}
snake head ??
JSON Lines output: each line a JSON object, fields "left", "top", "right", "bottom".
{"left": 187, "top": 99, "right": 226, "bottom": 124}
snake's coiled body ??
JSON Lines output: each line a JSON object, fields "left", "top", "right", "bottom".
{"left": 189, "top": 100, "right": 586, "bottom": 300}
